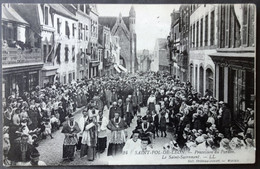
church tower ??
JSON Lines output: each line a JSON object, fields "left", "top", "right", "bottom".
{"left": 129, "top": 5, "right": 136, "bottom": 34}
{"left": 129, "top": 5, "right": 137, "bottom": 73}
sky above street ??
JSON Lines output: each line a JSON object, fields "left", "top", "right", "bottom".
{"left": 97, "top": 4, "right": 180, "bottom": 53}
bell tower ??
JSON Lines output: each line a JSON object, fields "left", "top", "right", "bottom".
{"left": 129, "top": 5, "right": 136, "bottom": 34}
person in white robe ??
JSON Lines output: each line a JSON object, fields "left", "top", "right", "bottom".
{"left": 123, "top": 130, "right": 141, "bottom": 155}
{"left": 97, "top": 110, "right": 109, "bottom": 153}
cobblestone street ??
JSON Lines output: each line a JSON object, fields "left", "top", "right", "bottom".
{"left": 37, "top": 105, "right": 172, "bottom": 165}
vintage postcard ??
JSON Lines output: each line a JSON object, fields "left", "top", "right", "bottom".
{"left": 2, "top": 3, "right": 256, "bottom": 166}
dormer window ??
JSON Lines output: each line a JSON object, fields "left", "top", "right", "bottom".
{"left": 72, "top": 23, "right": 76, "bottom": 37}
{"left": 80, "top": 4, "right": 84, "bottom": 12}
{"left": 65, "top": 21, "right": 70, "bottom": 38}
{"left": 44, "top": 6, "right": 48, "bottom": 25}
{"left": 85, "top": 5, "right": 90, "bottom": 14}
{"left": 57, "top": 18, "right": 61, "bottom": 34}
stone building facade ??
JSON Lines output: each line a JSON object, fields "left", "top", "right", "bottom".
{"left": 98, "top": 24, "right": 111, "bottom": 76}
{"left": 51, "top": 4, "right": 78, "bottom": 84}
{"left": 73, "top": 4, "right": 91, "bottom": 80}
{"left": 2, "top": 4, "right": 43, "bottom": 104}
{"left": 178, "top": 5, "right": 191, "bottom": 82}
{"left": 189, "top": 4, "right": 217, "bottom": 96}
{"left": 138, "top": 49, "right": 152, "bottom": 72}
{"left": 99, "top": 6, "right": 137, "bottom": 73}
{"left": 88, "top": 5, "right": 100, "bottom": 78}
{"left": 11, "top": 4, "right": 60, "bottom": 87}
{"left": 208, "top": 4, "right": 255, "bottom": 129}
{"left": 151, "top": 38, "right": 169, "bottom": 72}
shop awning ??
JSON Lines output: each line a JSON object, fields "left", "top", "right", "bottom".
{"left": 209, "top": 52, "right": 255, "bottom": 58}
{"left": 42, "top": 65, "right": 59, "bottom": 77}
{"left": 114, "top": 64, "right": 121, "bottom": 73}
{"left": 118, "top": 64, "right": 127, "bottom": 72}
{"left": 3, "top": 62, "right": 44, "bottom": 75}
{"left": 2, "top": 5, "right": 29, "bottom": 25}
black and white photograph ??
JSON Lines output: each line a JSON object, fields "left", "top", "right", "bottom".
{"left": 1, "top": 3, "right": 256, "bottom": 166}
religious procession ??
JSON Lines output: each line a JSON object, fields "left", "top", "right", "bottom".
{"left": 3, "top": 72, "right": 255, "bottom": 166}
{"left": 2, "top": 3, "right": 256, "bottom": 166}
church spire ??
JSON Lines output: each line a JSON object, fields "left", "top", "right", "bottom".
{"left": 129, "top": 5, "right": 136, "bottom": 33}
{"left": 129, "top": 5, "right": 136, "bottom": 17}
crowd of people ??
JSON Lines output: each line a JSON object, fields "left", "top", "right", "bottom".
{"left": 3, "top": 72, "right": 255, "bottom": 165}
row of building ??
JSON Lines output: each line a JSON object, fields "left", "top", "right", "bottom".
{"left": 164, "top": 4, "right": 255, "bottom": 130}
{"left": 2, "top": 4, "right": 138, "bottom": 103}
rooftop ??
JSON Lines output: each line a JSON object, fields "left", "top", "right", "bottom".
{"left": 99, "top": 16, "right": 130, "bottom": 30}
{"left": 2, "top": 5, "right": 29, "bottom": 25}
{"left": 49, "top": 4, "right": 77, "bottom": 21}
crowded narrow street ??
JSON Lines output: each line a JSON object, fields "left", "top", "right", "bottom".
{"left": 37, "top": 105, "right": 171, "bottom": 165}
{"left": 2, "top": 3, "right": 256, "bottom": 166}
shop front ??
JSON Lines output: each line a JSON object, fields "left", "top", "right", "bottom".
{"left": 209, "top": 50, "right": 255, "bottom": 130}
{"left": 89, "top": 61, "right": 100, "bottom": 78}
{"left": 41, "top": 65, "right": 59, "bottom": 87}
{"left": 3, "top": 63, "right": 43, "bottom": 105}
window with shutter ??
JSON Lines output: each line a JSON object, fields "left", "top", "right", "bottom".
{"left": 196, "top": 21, "right": 199, "bottom": 48}
{"left": 210, "top": 10, "right": 215, "bottom": 46}
{"left": 72, "top": 46, "right": 75, "bottom": 62}
{"left": 57, "top": 18, "right": 61, "bottom": 34}
{"left": 44, "top": 6, "right": 48, "bottom": 25}
{"left": 225, "top": 5, "right": 230, "bottom": 48}
{"left": 193, "top": 24, "right": 195, "bottom": 48}
{"left": 65, "top": 46, "right": 69, "bottom": 62}
{"left": 220, "top": 5, "right": 225, "bottom": 48}
{"left": 200, "top": 18, "right": 203, "bottom": 47}
{"left": 65, "top": 21, "right": 70, "bottom": 38}
{"left": 72, "top": 23, "right": 75, "bottom": 37}
{"left": 205, "top": 15, "right": 208, "bottom": 46}
{"left": 248, "top": 4, "right": 255, "bottom": 47}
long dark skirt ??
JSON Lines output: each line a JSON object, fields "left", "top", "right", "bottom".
{"left": 76, "top": 137, "right": 82, "bottom": 150}
{"left": 80, "top": 144, "right": 96, "bottom": 161}
{"left": 148, "top": 103, "right": 155, "bottom": 112}
{"left": 107, "top": 143, "right": 125, "bottom": 156}
{"left": 97, "top": 137, "right": 107, "bottom": 153}
{"left": 63, "top": 145, "right": 75, "bottom": 159}
{"left": 80, "top": 144, "right": 88, "bottom": 158}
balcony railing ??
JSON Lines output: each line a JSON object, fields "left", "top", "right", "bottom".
{"left": 2, "top": 47, "right": 42, "bottom": 65}
{"left": 90, "top": 56, "right": 99, "bottom": 63}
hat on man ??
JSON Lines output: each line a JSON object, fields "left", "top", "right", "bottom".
{"left": 218, "top": 133, "right": 225, "bottom": 139}
{"left": 206, "top": 138, "right": 214, "bottom": 147}
{"left": 30, "top": 149, "right": 40, "bottom": 159}
{"left": 195, "top": 136, "right": 205, "bottom": 144}
{"left": 142, "top": 116, "right": 148, "bottom": 121}
{"left": 137, "top": 114, "right": 142, "bottom": 118}
{"left": 21, "top": 133, "right": 29, "bottom": 138}
{"left": 220, "top": 138, "right": 230, "bottom": 147}
{"left": 141, "top": 136, "right": 149, "bottom": 142}
{"left": 219, "top": 101, "right": 224, "bottom": 104}
{"left": 246, "top": 108, "right": 252, "bottom": 111}
{"left": 132, "top": 130, "right": 140, "bottom": 134}
{"left": 67, "top": 114, "right": 73, "bottom": 118}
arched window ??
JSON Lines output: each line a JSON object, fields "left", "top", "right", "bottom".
{"left": 206, "top": 68, "right": 214, "bottom": 94}
{"left": 199, "top": 66, "right": 204, "bottom": 95}
{"left": 190, "top": 63, "right": 193, "bottom": 84}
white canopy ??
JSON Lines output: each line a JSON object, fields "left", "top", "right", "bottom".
{"left": 114, "top": 64, "right": 121, "bottom": 73}
{"left": 118, "top": 64, "right": 127, "bottom": 72}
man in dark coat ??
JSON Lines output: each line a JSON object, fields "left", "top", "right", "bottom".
{"left": 111, "top": 89, "right": 118, "bottom": 104}
{"left": 109, "top": 102, "right": 120, "bottom": 120}
{"left": 8, "top": 134, "right": 38, "bottom": 166}
{"left": 124, "top": 98, "right": 133, "bottom": 126}
{"left": 221, "top": 103, "right": 232, "bottom": 139}
{"left": 117, "top": 99, "right": 125, "bottom": 119}
{"left": 135, "top": 116, "right": 154, "bottom": 145}
{"left": 151, "top": 110, "right": 159, "bottom": 138}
